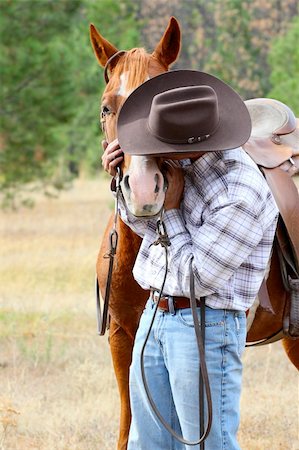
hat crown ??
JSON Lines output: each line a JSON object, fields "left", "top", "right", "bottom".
{"left": 148, "top": 85, "right": 219, "bottom": 144}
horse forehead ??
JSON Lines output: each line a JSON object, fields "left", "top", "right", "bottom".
{"left": 105, "top": 55, "right": 165, "bottom": 100}
{"left": 130, "top": 155, "right": 159, "bottom": 168}
{"left": 117, "top": 72, "right": 149, "bottom": 98}
{"left": 123, "top": 155, "right": 160, "bottom": 173}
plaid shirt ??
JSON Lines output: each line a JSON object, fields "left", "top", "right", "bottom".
{"left": 118, "top": 148, "right": 278, "bottom": 311}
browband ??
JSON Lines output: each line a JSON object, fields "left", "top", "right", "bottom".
{"left": 104, "top": 50, "right": 127, "bottom": 84}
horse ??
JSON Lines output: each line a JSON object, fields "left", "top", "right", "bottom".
{"left": 89, "top": 17, "right": 299, "bottom": 450}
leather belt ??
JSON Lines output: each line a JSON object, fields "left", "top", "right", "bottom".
{"left": 150, "top": 289, "right": 200, "bottom": 314}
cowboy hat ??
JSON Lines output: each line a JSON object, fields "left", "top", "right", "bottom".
{"left": 117, "top": 70, "right": 251, "bottom": 156}
{"left": 244, "top": 98, "right": 299, "bottom": 167}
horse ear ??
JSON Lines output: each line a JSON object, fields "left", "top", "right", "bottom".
{"left": 89, "top": 23, "right": 118, "bottom": 67}
{"left": 152, "top": 17, "right": 181, "bottom": 68}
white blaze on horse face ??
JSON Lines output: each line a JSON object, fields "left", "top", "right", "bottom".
{"left": 120, "top": 155, "right": 166, "bottom": 217}
{"left": 118, "top": 73, "right": 133, "bottom": 97}
{"left": 117, "top": 72, "right": 150, "bottom": 98}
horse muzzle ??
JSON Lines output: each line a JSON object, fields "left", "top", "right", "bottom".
{"left": 120, "top": 156, "right": 167, "bottom": 217}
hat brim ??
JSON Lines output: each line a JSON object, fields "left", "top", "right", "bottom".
{"left": 117, "top": 70, "right": 251, "bottom": 156}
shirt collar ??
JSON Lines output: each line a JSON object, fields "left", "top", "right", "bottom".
{"left": 180, "top": 151, "right": 223, "bottom": 172}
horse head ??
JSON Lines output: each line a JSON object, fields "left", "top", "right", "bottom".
{"left": 90, "top": 17, "right": 181, "bottom": 216}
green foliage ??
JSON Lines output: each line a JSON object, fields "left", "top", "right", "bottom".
{"left": 204, "top": 0, "right": 258, "bottom": 97}
{"left": 0, "top": 0, "right": 141, "bottom": 207}
{"left": 195, "top": 0, "right": 298, "bottom": 100}
{"left": 267, "top": 15, "right": 299, "bottom": 115}
{"left": 65, "top": 0, "right": 141, "bottom": 177}
{"left": 0, "top": 0, "right": 82, "bottom": 206}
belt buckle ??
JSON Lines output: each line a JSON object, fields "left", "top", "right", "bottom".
{"left": 154, "top": 291, "right": 176, "bottom": 315}
{"left": 167, "top": 295, "right": 176, "bottom": 315}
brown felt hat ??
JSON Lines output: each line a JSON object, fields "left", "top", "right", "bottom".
{"left": 117, "top": 70, "right": 251, "bottom": 156}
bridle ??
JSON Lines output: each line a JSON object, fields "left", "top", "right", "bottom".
{"left": 96, "top": 53, "right": 213, "bottom": 448}
{"left": 104, "top": 50, "right": 127, "bottom": 84}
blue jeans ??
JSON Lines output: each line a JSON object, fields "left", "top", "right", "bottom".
{"left": 128, "top": 299, "right": 247, "bottom": 450}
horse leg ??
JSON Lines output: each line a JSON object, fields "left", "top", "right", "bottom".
{"left": 282, "top": 337, "right": 299, "bottom": 370}
{"left": 109, "top": 318, "right": 134, "bottom": 450}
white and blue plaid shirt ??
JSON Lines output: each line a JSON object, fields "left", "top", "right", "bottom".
{"left": 118, "top": 148, "right": 278, "bottom": 311}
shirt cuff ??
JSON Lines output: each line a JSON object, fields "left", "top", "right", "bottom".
{"left": 163, "top": 208, "right": 188, "bottom": 238}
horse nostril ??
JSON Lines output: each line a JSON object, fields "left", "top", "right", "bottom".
{"left": 163, "top": 177, "right": 168, "bottom": 192}
{"left": 123, "top": 174, "right": 130, "bottom": 191}
{"left": 154, "top": 173, "right": 160, "bottom": 194}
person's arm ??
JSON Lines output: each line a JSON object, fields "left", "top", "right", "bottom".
{"left": 163, "top": 197, "right": 275, "bottom": 297}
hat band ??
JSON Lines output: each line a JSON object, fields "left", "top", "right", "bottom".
{"left": 147, "top": 120, "right": 220, "bottom": 145}
{"left": 154, "top": 132, "right": 211, "bottom": 145}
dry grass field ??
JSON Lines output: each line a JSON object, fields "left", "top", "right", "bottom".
{"left": 0, "top": 177, "right": 298, "bottom": 450}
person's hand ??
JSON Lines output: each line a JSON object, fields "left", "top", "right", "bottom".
{"left": 101, "top": 138, "right": 124, "bottom": 176}
{"left": 164, "top": 160, "right": 185, "bottom": 210}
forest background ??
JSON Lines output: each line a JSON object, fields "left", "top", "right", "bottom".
{"left": 0, "top": 0, "right": 299, "bottom": 207}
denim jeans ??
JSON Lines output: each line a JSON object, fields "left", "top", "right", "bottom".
{"left": 128, "top": 299, "right": 247, "bottom": 450}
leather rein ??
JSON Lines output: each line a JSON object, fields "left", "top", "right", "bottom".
{"left": 141, "top": 218, "right": 212, "bottom": 447}
{"left": 96, "top": 165, "right": 122, "bottom": 336}
{"left": 97, "top": 54, "right": 213, "bottom": 447}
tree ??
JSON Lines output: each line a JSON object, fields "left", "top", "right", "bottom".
{"left": 138, "top": 0, "right": 297, "bottom": 99}
{"left": 202, "top": 0, "right": 298, "bottom": 99}
{"left": 66, "top": 0, "right": 142, "bottom": 177}
{"left": 0, "top": 0, "right": 140, "bottom": 207}
{"left": 267, "top": 15, "right": 299, "bottom": 115}
{"left": 0, "top": 0, "right": 83, "bottom": 206}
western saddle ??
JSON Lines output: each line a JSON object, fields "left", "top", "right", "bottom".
{"left": 244, "top": 98, "right": 299, "bottom": 338}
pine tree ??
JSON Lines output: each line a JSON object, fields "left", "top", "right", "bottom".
{"left": 268, "top": 15, "right": 299, "bottom": 114}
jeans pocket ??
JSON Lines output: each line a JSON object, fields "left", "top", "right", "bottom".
{"left": 177, "top": 307, "right": 225, "bottom": 328}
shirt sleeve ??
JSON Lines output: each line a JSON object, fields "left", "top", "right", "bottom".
{"left": 162, "top": 199, "right": 268, "bottom": 297}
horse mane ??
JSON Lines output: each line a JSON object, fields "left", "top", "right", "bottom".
{"left": 111, "top": 48, "right": 151, "bottom": 92}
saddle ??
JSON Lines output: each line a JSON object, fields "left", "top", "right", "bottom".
{"left": 244, "top": 98, "right": 299, "bottom": 338}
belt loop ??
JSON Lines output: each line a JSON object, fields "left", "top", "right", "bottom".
{"left": 168, "top": 296, "right": 176, "bottom": 315}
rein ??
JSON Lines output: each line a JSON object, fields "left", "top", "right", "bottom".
{"left": 96, "top": 166, "right": 122, "bottom": 336}
{"left": 140, "top": 216, "right": 212, "bottom": 447}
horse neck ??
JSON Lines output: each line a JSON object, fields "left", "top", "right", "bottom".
{"left": 118, "top": 216, "right": 142, "bottom": 254}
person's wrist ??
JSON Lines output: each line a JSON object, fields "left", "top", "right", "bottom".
{"left": 164, "top": 203, "right": 180, "bottom": 211}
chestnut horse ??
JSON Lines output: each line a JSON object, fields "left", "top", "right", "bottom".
{"left": 90, "top": 17, "right": 299, "bottom": 450}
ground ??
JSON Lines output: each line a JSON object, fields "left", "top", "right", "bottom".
{"left": 0, "top": 177, "right": 298, "bottom": 450}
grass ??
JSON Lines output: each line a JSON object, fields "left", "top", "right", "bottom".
{"left": 0, "top": 177, "right": 298, "bottom": 450}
